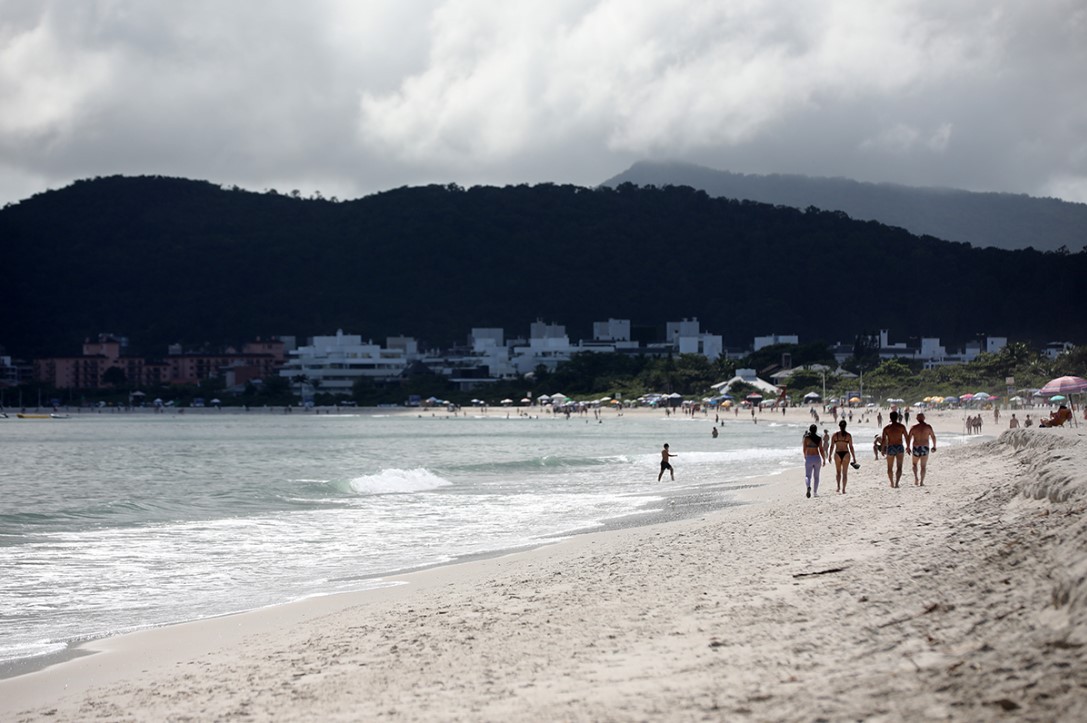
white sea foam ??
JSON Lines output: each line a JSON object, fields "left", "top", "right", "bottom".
{"left": 347, "top": 468, "right": 452, "bottom": 495}
{"left": 1, "top": 412, "right": 811, "bottom": 669}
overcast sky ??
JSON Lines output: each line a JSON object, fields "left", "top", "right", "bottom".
{"left": 2, "top": 0, "right": 1085, "bottom": 206}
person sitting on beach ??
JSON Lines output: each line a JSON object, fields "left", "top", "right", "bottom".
{"left": 658, "top": 443, "right": 678, "bottom": 481}
{"left": 873, "top": 434, "right": 883, "bottom": 460}
{"left": 802, "top": 424, "right": 825, "bottom": 498}
{"left": 1039, "top": 405, "right": 1073, "bottom": 428}
{"left": 907, "top": 413, "right": 937, "bottom": 486}
{"left": 830, "top": 420, "right": 857, "bottom": 494}
{"left": 881, "top": 411, "right": 909, "bottom": 488}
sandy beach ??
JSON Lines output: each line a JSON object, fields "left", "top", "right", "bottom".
{"left": 3, "top": 409, "right": 1085, "bottom": 721}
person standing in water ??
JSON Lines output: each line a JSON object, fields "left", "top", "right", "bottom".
{"left": 802, "top": 424, "right": 825, "bottom": 498}
{"left": 830, "top": 420, "right": 857, "bottom": 493}
{"left": 658, "top": 443, "right": 678, "bottom": 481}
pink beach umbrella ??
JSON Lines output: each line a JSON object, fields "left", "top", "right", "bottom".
{"left": 1038, "top": 376, "right": 1087, "bottom": 396}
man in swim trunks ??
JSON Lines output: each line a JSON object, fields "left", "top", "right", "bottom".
{"left": 907, "top": 413, "right": 937, "bottom": 486}
{"left": 658, "top": 443, "right": 678, "bottom": 481}
{"left": 830, "top": 420, "right": 857, "bottom": 493}
{"left": 881, "top": 411, "right": 909, "bottom": 488}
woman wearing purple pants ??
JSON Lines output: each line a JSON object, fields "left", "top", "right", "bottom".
{"left": 803, "top": 424, "right": 826, "bottom": 498}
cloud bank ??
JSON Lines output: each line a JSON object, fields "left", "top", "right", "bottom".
{"left": 1, "top": 0, "right": 1085, "bottom": 205}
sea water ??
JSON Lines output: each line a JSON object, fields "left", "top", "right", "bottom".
{"left": 0, "top": 408, "right": 893, "bottom": 668}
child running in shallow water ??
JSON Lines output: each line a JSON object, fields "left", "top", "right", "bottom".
{"left": 658, "top": 443, "right": 677, "bottom": 481}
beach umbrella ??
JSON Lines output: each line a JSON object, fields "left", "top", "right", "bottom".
{"left": 1051, "top": 395, "right": 1067, "bottom": 402}
{"left": 849, "top": 396, "right": 862, "bottom": 403}
{"left": 803, "top": 392, "right": 821, "bottom": 400}
{"left": 959, "top": 393, "right": 974, "bottom": 400}
{"left": 500, "top": 398, "right": 513, "bottom": 405}
{"left": 519, "top": 397, "right": 532, "bottom": 404}
{"left": 746, "top": 392, "right": 763, "bottom": 399}
{"left": 973, "top": 391, "right": 991, "bottom": 400}
{"left": 1039, "top": 375, "right": 1087, "bottom": 396}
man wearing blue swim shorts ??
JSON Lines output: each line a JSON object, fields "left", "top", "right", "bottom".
{"left": 881, "top": 411, "right": 909, "bottom": 488}
{"left": 908, "top": 413, "right": 937, "bottom": 486}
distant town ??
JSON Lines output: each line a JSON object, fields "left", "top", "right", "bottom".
{"left": 1, "top": 318, "right": 1076, "bottom": 404}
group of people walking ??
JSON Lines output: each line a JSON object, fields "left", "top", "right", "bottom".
{"left": 803, "top": 411, "right": 937, "bottom": 497}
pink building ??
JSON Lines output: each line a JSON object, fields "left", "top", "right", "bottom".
{"left": 33, "top": 336, "right": 286, "bottom": 390}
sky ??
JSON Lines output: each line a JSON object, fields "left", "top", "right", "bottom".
{"left": 2, "top": 0, "right": 1086, "bottom": 207}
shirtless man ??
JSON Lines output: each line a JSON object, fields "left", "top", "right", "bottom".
{"left": 881, "top": 411, "right": 909, "bottom": 488}
{"left": 658, "top": 443, "right": 678, "bottom": 481}
{"left": 830, "top": 420, "right": 857, "bottom": 493}
{"left": 907, "top": 413, "right": 937, "bottom": 485}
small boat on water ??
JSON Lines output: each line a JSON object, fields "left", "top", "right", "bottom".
{"left": 50, "top": 413, "right": 71, "bottom": 419}
{"left": 17, "top": 413, "right": 51, "bottom": 419}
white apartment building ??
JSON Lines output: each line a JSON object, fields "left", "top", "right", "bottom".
{"left": 512, "top": 321, "right": 575, "bottom": 374}
{"left": 754, "top": 333, "right": 799, "bottom": 351}
{"left": 279, "top": 330, "right": 408, "bottom": 395}
{"left": 667, "top": 318, "right": 722, "bottom": 360}
{"left": 593, "top": 318, "right": 631, "bottom": 342}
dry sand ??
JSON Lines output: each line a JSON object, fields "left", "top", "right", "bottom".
{"left": 3, "top": 415, "right": 1085, "bottom": 721}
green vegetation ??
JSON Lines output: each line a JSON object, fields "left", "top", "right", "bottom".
{"left": 2, "top": 176, "right": 1085, "bottom": 359}
{"left": 5, "top": 343, "right": 1083, "bottom": 410}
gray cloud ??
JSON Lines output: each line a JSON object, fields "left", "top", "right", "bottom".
{"left": 2, "top": 0, "right": 1085, "bottom": 205}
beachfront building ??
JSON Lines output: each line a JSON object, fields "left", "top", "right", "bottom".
{"left": 278, "top": 330, "right": 409, "bottom": 396}
{"left": 0, "top": 355, "right": 26, "bottom": 387}
{"left": 665, "top": 318, "right": 723, "bottom": 360}
{"left": 754, "top": 333, "right": 799, "bottom": 351}
{"left": 579, "top": 319, "right": 641, "bottom": 354}
{"left": 1044, "top": 341, "right": 1075, "bottom": 359}
{"left": 593, "top": 318, "right": 631, "bottom": 342}
{"left": 31, "top": 335, "right": 286, "bottom": 390}
{"left": 166, "top": 340, "right": 286, "bottom": 387}
{"left": 33, "top": 335, "right": 168, "bottom": 390}
{"left": 511, "top": 321, "right": 576, "bottom": 374}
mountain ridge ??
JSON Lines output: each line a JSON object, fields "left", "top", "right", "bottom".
{"left": 2, "top": 175, "right": 1084, "bottom": 358}
{"left": 602, "top": 161, "right": 1087, "bottom": 253}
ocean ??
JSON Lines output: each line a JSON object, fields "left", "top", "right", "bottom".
{"left": 1, "top": 407, "right": 869, "bottom": 669}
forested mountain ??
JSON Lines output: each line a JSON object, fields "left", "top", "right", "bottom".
{"left": 2, "top": 175, "right": 1084, "bottom": 357}
{"left": 603, "top": 161, "right": 1087, "bottom": 253}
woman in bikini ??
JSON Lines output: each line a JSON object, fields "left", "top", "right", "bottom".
{"left": 802, "top": 424, "right": 826, "bottom": 498}
{"left": 830, "top": 420, "right": 857, "bottom": 493}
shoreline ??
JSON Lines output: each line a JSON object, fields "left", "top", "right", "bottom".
{"left": 5, "top": 425, "right": 1082, "bottom": 720}
{"left": 0, "top": 407, "right": 981, "bottom": 677}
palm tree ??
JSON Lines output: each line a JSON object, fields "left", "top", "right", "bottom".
{"left": 291, "top": 374, "right": 309, "bottom": 400}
